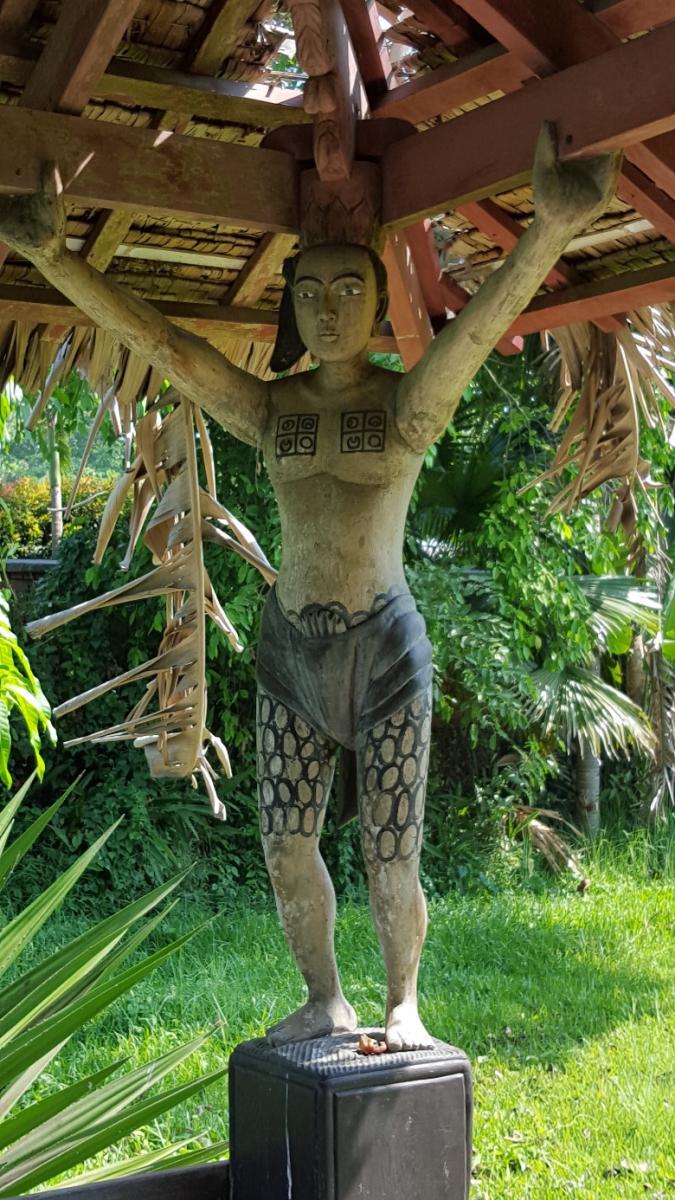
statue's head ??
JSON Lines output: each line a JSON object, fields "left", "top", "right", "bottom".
{"left": 270, "top": 242, "right": 388, "bottom": 373}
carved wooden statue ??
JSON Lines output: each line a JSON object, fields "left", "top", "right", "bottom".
{"left": 0, "top": 126, "right": 618, "bottom": 1051}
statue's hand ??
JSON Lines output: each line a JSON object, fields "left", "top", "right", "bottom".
{"left": 532, "top": 122, "right": 621, "bottom": 233}
{"left": 0, "top": 162, "right": 66, "bottom": 261}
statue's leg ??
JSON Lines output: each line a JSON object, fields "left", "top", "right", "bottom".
{"left": 358, "top": 686, "right": 434, "bottom": 1051}
{"left": 257, "top": 686, "right": 357, "bottom": 1045}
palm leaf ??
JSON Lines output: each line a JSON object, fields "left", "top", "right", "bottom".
{"left": 27, "top": 390, "right": 276, "bottom": 816}
{"left": 531, "top": 664, "right": 656, "bottom": 759}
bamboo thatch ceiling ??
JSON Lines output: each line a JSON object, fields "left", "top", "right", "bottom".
{"left": 1, "top": 0, "right": 675, "bottom": 395}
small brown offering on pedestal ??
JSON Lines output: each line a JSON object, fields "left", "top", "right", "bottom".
{"left": 229, "top": 1032, "right": 472, "bottom": 1200}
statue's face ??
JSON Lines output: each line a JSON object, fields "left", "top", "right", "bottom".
{"left": 292, "top": 244, "right": 379, "bottom": 362}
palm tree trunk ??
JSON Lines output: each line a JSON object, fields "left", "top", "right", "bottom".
{"left": 47, "top": 410, "right": 63, "bottom": 555}
{"left": 576, "top": 742, "right": 601, "bottom": 837}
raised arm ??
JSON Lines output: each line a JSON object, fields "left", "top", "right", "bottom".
{"left": 0, "top": 165, "right": 268, "bottom": 446}
{"left": 395, "top": 125, "right": 621, "bottom": 452}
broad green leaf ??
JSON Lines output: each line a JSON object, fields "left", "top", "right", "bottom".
{"left": 0, "top": 819, "right": 123, "bottom": 982}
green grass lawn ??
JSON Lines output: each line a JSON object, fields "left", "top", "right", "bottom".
{"left": 17, "top": 830, "right": 675, "bottom": 1198}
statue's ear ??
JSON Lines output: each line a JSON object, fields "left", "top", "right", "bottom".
{"left": 270, "top": 255, "right": 306, "bottom": 373}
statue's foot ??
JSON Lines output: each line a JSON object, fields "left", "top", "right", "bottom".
{"left": 266, "top": 997, "right": 358, "bottom": 1046}
{"left": 385, "top": 1003, "right": 435, "bottom": 1052}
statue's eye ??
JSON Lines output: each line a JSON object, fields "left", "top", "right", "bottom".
{"left": 295, "top": 287, "right": 317, "bottom": 301}
{"left": 340, "top": 283, "right": 362, "bottom": 297}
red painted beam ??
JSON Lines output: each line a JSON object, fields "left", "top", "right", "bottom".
{"left": 382, "top": 232, "right": 435, "bottom": 368}
{"left": 404, "top": 219, "right": 524, "bottom": 352}
{"left": 588, "top": 0, "right": 675, "bottom": 37}
{"left": 373, "top": 43, "right": 531, "bottom": 123}
{"left": 617, "top": 161, "right": 675, "bottom": 243}
{"left": 383, "top": 24, "right": 675, "bottom": 225}
{"left": 451, "top": 0, "right": 675, "bottom": 243}
{"left": 339, "top": 0, "right": 392, "bottom": 97}
{"left": 452, "top": 0, "right": 616, "bottom": 74}
{"left": 373, "top": 0, "right": 675, "bottom": 123}
{"left": 509, "top": 260, "right": 675, "bottom": 334}
{"left": 457, "top": 198, "right": 624, "bottom": 331}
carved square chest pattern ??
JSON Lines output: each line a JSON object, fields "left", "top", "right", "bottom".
{"left": 275, "top": 411, "right": 388, "bottom": 457}
{"left": 341, "top": 410, "right": 387, "bottom": 453}
{"left": 275, "top": 413, "right": 319, "bottom": 457}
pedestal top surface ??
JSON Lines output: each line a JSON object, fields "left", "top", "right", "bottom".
{"left": 235, "top": 1030, "right": 469, "bottom": 1078}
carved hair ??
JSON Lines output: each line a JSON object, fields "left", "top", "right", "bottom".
{"left": 270, "top": 245, "right": 389, "bottom": 374}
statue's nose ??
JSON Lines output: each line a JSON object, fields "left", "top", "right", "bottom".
{"left": 318, "top": 293, "right": 337, "bottom": 325}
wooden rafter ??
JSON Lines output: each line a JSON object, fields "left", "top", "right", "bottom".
{"left": 457, "top": 198, "right": 624, "bottom": 333}
{"left": 0, "top": 0, "right": 37, "bottom": 37}
{"left": 451, "top": 0, "right": 675, "bottom": 244}
{"left": 509, "top": 259, "right": 675, "bottom": 335}
{"left": 339, "top": 0, "right": 392, "bottom": 98}
{"left": 589, "top": 0, "right": 675, "bottom": 37}
{"left": 383, "top": 23, "right": 675, "bottom": 224}
{"left": 372, "top": 0, "right": 675, "bottom": 123}
{"left": 404, "top": 220, "right": 524, "bottom": 354}
{"left": 381, "top": 233, "right": 434, "bottom": 368}
{"left": 224, "top": 233, "right": 297, "bottom": 306}
{"left": 405, "top": 0, "right": 477, "bottom": 52}
{"left": 20, "top": 0, "right": 142, "bottom": 115}
{"left": 186, "top": 0, "right": 262, "bottom": 76}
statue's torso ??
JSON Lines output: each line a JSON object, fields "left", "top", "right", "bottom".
{"left": 263, "top": 368, "right": 423, "bottom": 612}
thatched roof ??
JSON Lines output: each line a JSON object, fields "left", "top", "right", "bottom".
{"left": 1, "top": 0, "right": 674, "bottom": 397}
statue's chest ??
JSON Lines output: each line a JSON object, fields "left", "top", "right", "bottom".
{"left": 264, "top": 404, "right": 398, "bottom": 485}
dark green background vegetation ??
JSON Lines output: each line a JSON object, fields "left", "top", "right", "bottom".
{"left": 3, "top": 339, "right": 673, "bottom": 915}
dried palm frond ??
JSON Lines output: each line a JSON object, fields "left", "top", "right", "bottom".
{"left": 509, "top": 805, "right": 586, "bottom": 881}
{"left": 521, "top": 307, "right": 675, "bottom": 539}
{"left": 26, "top": 389, "right": 276, "bottom": 820}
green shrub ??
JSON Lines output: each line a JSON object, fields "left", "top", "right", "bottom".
{"left": 0, "top": 474, "right": 113, "bottom": 560}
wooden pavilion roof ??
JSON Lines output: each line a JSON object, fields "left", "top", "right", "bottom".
{"left": 1, "top": 0, "right": 675, "bottom": 395}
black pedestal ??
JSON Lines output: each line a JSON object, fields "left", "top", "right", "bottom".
{"left": 229, "top": 1031, "right": 472, "bottom": 1200}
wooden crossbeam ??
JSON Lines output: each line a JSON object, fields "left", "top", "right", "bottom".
{"left": 4, "top": 257, "right": 674, "bottom": 340}
{"left": 0, "top": 48, "right": 309, "bottom": 130}
{"left": 372, "top": 43, "right": 530, "bottom": 123}
{"left": 383, "top": 24, "right": 675, "bottom": 224}
{"left": 372, "top": 0, "right": 675, "bottom": 123}
{"left": 588, "top": 0, "right": 675, "bottom": 37}
{"left": 20, "top": 0, "right": 142, "bottom": 115}
{"left": 509, "top": 259, "right": 675, "bottom": 334}
{"left": 457, "top": 198, "right": 624, "bottom": 332}
{"left": 0, "top": 106, "right": 298, "bottom": 232}
{"left": 617, "top": 162, "right": 675, "bottom": 243}
{"left": 0, "top": 284, "right": 397, "bottom": 351}
{"left": 451, "top": 0, "right": 675, "bottom": 244}
{"left": 452, "top": 0, "right": 615, "bottom": 74}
